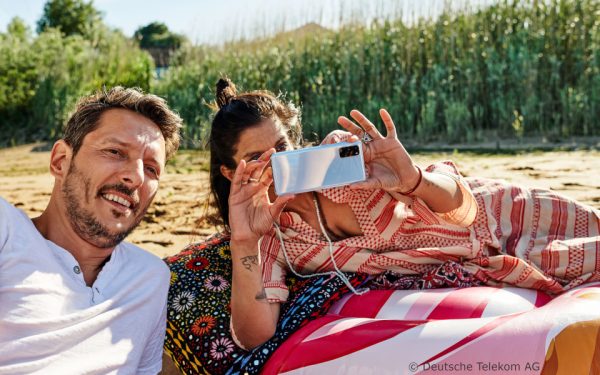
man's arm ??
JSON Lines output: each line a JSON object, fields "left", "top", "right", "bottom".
{"left": 0, "top": 197, "right": 11, "bottom": 253}
{"left": 138, "top": 292, "right": 168, "bottom": 374}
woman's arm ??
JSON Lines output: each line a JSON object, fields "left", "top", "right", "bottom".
{"left": 391, "top": 165, "right": 464, "bottom": 214}
{"left": 230, "top": 238, "right": 280, "bottom": 349}
{"left": 227, "top": 150, "right": 292, "bottom": 349}
{"left": 338, "top": 109, "right": 465, "bottom": 216}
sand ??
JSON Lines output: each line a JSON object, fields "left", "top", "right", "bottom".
{"left": 1, "top": 143, "right": 599, "bottom": 258}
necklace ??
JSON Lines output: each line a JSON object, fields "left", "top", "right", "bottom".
{"left": 311, "top": 192, "right": 339, "bottom": 241}
{"left": 273, "top": 192, "right": 368, "bottom": 296}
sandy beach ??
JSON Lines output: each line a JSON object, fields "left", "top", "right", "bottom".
{"left": 1, "top": 143, "right": 599, "bottom": 258}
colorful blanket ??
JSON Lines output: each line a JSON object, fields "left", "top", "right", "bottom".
{"left": 164, "top": 235, "right": 484, "bottom": 374}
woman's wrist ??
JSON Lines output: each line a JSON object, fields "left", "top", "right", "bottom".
{"left": 397, "top": 165, "right": 423, "bottom": 196}
{"left": 230, "top": 235, "right": 260, "bottom": 252}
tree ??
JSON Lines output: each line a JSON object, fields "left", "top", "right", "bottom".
{"left": 6, "top": 17, "right": 31, "bottom": 41}
{"left": 134, "top": 22, "right": 187, "bottom": 67}
{"left": 37, "top": 0, "right": 102, "bottom": 38}
{"left": 134, "top": 22, "right": 185, "bottom": 50}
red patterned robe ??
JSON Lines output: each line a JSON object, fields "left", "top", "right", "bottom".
{"left": 259, "top": 133, "right": 600, "bottom": 303}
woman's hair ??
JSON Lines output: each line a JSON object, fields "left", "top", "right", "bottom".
{"left": 209, "top": 77, "right": 302, "bottom": 229}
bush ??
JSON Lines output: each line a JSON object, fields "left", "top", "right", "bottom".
{"left": 0, "top": 26, "right": 154, "bottom": 146}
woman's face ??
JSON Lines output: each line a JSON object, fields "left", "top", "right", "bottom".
{"left": 231, "top": 118, "right": 292, "bottom": 165}
{"left": 221, "top": 118, "right": 292, "bottom": 180}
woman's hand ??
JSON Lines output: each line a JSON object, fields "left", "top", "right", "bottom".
{"left": 228, "top": 150, "right": 285, "bottom": 349}
{"left": 337, "top": 109, "right": 420, "bottom": 194}
{"left": 228, "top": 148, "right": 294, "bottom": 243}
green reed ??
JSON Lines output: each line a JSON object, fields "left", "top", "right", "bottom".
{"left": 155, "top": 0, "right": 600, "bottom": 148}
{"left": 1, "top": 0, "right": 598, "bottom": 149}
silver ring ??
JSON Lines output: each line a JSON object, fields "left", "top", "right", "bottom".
{"left": 248, "top": 178, "right": 259, "bottom": 183}
{"left": 361, "top": 131, "right": 373, "bottom": 144}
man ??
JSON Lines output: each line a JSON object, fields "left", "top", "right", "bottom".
{"left": 0, "top": 87, "right": 183, "bottom": 374}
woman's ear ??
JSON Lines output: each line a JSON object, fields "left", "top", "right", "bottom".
{"left": 220, "top": 165, "right": 234, "bottom": 182}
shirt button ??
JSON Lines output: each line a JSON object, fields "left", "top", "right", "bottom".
{"left": 73, "top": 266, "right": 81, "bottom": 274}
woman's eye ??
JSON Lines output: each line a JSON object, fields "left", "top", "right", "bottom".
{"left": 275, "top": 143, "right": 289, "bottom": 152}
{"left": 106, "top": 149, "right": 122, "bottom": 156}
{"left": 249, "top": 154, "right": 260, "bottom": 161}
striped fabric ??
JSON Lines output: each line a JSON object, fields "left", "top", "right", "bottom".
{"left": 259, "top": 134, "right": 600, "bottom": 303}
{"left": 261, "top": 283, "right": 600, "bottom": 375}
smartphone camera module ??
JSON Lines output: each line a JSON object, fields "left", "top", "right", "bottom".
{"left": 339, "top": 145, "right": 360, "bottom": 158}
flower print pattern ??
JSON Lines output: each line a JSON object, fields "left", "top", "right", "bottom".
{"left": 204, "top": 275, "right": 229, "bottom": 292}
{"left": 218, "top": 245, "right": 231, "bottom": 260}
{"left": 185, "top": 256, "right": 209, "bottom": 271}
{"left": 171, "top": 291, "right": 196, "bottom": 312}
{"left": 210, "top": 337, "right": 234, "bottom": 360}
{"left": 163, "top": 233, "right": 245, "bottom": 375}
{"left": 164, "top": 232, "right": 368, "bottom": 375}
{"left": 191, "top": 315, "right": 216, "bottom": 336}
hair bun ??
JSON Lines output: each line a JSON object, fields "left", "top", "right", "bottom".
{"left": 216, "top": 78, "right": 237, "bottom": 108}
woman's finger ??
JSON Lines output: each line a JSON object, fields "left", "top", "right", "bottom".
{"left": 349, "top": 176, "right": 381, "bottom": 190}
{"left": 337, "top": 116, "right": 364, "bottom": 136}
{"left": 250, "top": 148, "right": 275, "bottom": 181}
{"left": 270, "top": 194, "right": 295, "bottom": 223}
{"left": 258, "top": 166, "right": 274, "bottom": 189}
{"left": 257, "top": 148, "right": 275, "bottom": 162}
{"left": 231, "top": 159, "right": 247, "bottom": 191}
{"left": 242, "top": 161, "right": 263, "bottom": 184}
{"left": 247, "top": 161, "right": 267, "bottom": 182}
{"left": 361, "top": 142, "right": 373, "bottom": 163}
{"left": 379, "top": 109, "right": 398, "bottom": 139}
{"left": 350, "top": 110, "right": 383, "bottom": 140}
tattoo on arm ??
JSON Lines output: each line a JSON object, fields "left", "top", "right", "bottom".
{"left": 240, "top": 255, "right": 258, "bottom": 271}
{"left": 255, "top": 288, "right": 267, "bottom": 301}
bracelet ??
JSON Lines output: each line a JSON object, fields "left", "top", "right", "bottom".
{"left": 398, "top": 165, "right": 423, "bottom": 196}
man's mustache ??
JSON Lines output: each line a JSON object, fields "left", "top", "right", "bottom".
{"left": 98, "top": 184, "right": 140, "bottom": 210}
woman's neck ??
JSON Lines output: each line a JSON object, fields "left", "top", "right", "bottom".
{"left": 283, "top": 192, "right": 344, "bottom": 240}
{"left": 284, "top": 192, "right": 315, "bottom": 217}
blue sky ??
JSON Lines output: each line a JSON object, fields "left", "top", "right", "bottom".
{"left": 0, "top": 0, "right": 496, "bottom": 45}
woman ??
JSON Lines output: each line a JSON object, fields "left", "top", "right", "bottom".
{"left": 210, "top": 78, "right": 600, "bottom": 350}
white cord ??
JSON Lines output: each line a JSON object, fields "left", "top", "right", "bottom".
{"left": 273, "top": 193, "right": 368, "bottom": 296}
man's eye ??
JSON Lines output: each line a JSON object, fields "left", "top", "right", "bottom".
{"left": 145, "top": 165, "right": 159, "bottom": 176}
{"left": 106, "top": 149, "right": 122, "bottom": 156}
{"left": 249, "top": 154, "right": 260, "bottom": 161}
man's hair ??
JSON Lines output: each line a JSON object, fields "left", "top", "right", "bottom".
{"left": 63, "top": 87, "right": 183, "bottom": 160}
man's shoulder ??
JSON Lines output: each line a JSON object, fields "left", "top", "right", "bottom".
{"left": 0, "top": 197, "right": 33, "bottom": 249}
{"left": 118, "top": 242, "right": 170, "bottom": 279}
{"left": 0, "top": 196, "right": 21, "bottom": 216}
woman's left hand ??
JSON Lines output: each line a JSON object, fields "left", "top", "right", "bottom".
{"left": 337, "top": 109, "right": 420, "bottom": 193}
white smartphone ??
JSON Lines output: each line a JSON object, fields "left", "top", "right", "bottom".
{"left": 270, "top": 141, "right": 366, "bottom": 195}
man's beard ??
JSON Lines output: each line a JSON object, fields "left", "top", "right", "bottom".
{"left": 62, "top": 161, "right": 151, "bottom": 249}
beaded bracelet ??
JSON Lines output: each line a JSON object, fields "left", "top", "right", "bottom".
{"left": 398, "top": 165, "right": 423, "bottom": 196}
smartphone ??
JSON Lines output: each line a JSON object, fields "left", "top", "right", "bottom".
{"left": 270, "top": 141, "right": 366, "bottom": 195}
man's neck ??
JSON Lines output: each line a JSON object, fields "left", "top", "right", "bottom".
{"left": 32, "top": 199, "right": 114, "bottom": 287}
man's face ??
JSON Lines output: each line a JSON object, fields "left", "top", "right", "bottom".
{"left": 61, "top": 109, "right": 166, "bottom": 249}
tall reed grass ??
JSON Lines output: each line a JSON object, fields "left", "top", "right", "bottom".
{"left": 1, "top": 0, "right": 598, "bottom": 148}
{"left": 155, "top": 0, "right": 600, "bottom": 147}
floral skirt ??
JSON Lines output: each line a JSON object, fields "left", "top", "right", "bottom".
{"left": 163, "top": 233, "right": 484, "bottom": 374}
